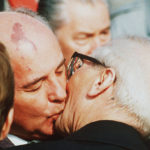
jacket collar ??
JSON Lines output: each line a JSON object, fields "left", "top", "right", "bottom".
{"left": 66, "top": 120, "right": 148, "bottom": 150}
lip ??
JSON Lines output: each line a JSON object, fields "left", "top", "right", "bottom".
{"left": 47, "top": 110, "right": 63, "bottom": 120}
{"left": 52, "top": 114, "right": 60, "bottom": 120}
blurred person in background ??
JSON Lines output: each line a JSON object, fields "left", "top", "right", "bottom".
{"left": 38, "top": 0, "right": 111, "bottom": 64}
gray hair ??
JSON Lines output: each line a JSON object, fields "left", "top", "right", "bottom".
{"left": 92, "top": 36, "right": 150, "bottom": 135}
{"left": 12, "top": 7, "right": 50, "bottom": 28}
{"left": 38, "top": 0, "right": 108, "bottom": 32}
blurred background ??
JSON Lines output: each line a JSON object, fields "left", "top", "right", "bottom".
{"left": 0, "top": 0, "right": 150, "bottom": 38}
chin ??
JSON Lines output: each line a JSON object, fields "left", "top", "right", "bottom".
{"left": 31, "top": 128, "right": 54, "bottom": 140}
{"left": 36, "top": 127, "right": 63, "bottom": 140}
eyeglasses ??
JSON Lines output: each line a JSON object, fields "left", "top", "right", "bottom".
{"left": 67, "top": 52, "right": 102, "bottom": 79}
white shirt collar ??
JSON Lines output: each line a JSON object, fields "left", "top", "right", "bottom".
{"left": 8, "top": 134, "right": 28, "bottom": 146}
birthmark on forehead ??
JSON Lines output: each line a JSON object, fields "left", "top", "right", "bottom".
{"left": 26, "top": 66, "right": 32, "bottom": 72}
{"left": 11, "top": 23, "right": 24, "bottom": 43}
{"left": 11, "top": 22, "right": 37, "bottom": 51}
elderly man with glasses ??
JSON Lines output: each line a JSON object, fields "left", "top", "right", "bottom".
{"left": 7, "top": 37, "right": 150, "bottom": 150}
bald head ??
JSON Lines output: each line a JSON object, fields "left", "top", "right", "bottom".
{"left": 0, "top": 11, "right": 66, "bottom": 140}
{"left": 0, "top": 12, "right": 60, "bottom": 59}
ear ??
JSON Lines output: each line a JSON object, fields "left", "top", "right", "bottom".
{"left": 87, "top": 68, "right": 116, "bottom": 98}
{"left": 0, "top": 108, "right": 14, "bottom": 140}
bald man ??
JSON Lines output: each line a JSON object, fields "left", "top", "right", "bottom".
{"left": 0, "top": 11, "right": 66, "bottom": 144}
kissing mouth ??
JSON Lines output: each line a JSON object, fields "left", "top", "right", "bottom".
{"left": 52, "top": 111, "right": 64, "bottom": 129}
{"left": 47, "top": 110, "right": 64, "bottom": 119}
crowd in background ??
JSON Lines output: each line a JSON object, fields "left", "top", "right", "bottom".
{"left": 0, "top": 0, "right": 150, "bottom": 38}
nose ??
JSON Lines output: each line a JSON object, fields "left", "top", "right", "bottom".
{"left": 86, "top": 37, "right": 101, "bottom": 55}
{"left": 47, "top": 77, "right": 67, "bottom": 103}
{"left": 94, "top": 37, "right": 101, "bottom": 49}
{"left": 88, "top": 37, "right": 101, "bottom": 55}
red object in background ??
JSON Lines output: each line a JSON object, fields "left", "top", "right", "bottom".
{"left": 8, "top": 0, "right": 38, "bottom": 12}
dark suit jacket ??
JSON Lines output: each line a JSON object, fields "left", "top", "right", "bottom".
{"left": 7, "top": 121, "right": 149, "bottom": 150}
{"left": 0, "top": 137, "right": 14, "bottom": 149}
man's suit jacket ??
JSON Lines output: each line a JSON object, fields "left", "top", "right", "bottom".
{"left": 7, "top": 121, "right": 149, "bottom": 150}
{"left": 0, "top": 137, "right": 14, "bottom": 149}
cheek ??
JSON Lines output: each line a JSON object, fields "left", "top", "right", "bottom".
{"left": 76, "top": 44, "right": 91, "bottom": 54}
{"left": 59, "top": 71, "right": 67, "bottom": 88}
{"left": 72, "top": 39, "right": 92, "bottom": 55}
{"left": 14, "top": 90, "right": 48, "bottom": 116}
{"left": 56, "top": 98, "right": 78, "bottom": 133}
{"left": 100, "top": 33, "right": 111, "bottom": 46}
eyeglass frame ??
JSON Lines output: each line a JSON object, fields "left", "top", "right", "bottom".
{"left": 67, "top": 52, "right": 104, "bottom": 79}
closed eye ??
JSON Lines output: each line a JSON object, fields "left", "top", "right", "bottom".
{"left": 56, "top": 64, "right": 65, "bottom": 75}
{"left": 55, "top": 59, "right": 66, "bottom": 75}
{"left": 100, "top": 27, "right": 110, "bottom": 35}
{"left": 24, "top": 80, "right": 43, "bottom": 92}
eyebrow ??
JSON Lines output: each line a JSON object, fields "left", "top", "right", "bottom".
{"left": 76, "top": 26, "right": 110, "bottom": 36}
{"left": 100, "top": 26, "right": 110, "bottom": 33}
{"left": 22, "top": 76, "right": 44, "bottom": 89}
{"left": 73, "top": 52, "right": 102, "bottom": 65}
{"left": 76, "top": 32, "right": 94, "bottom": 37}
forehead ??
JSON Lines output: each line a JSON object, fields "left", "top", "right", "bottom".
{"left": 0, "top": 12, "right": 59, "bottom": 58}
{"left": 66, "top": 1, "right": 110, "bottom": 32}
{"left": 0, "top": 12, "right": 64, "bottom": 86}
{"left": 0, "top": 12, "right": 64, "bottom": 88}
{"left": 13, "top": 42, "right": 63, "bottom": 87}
